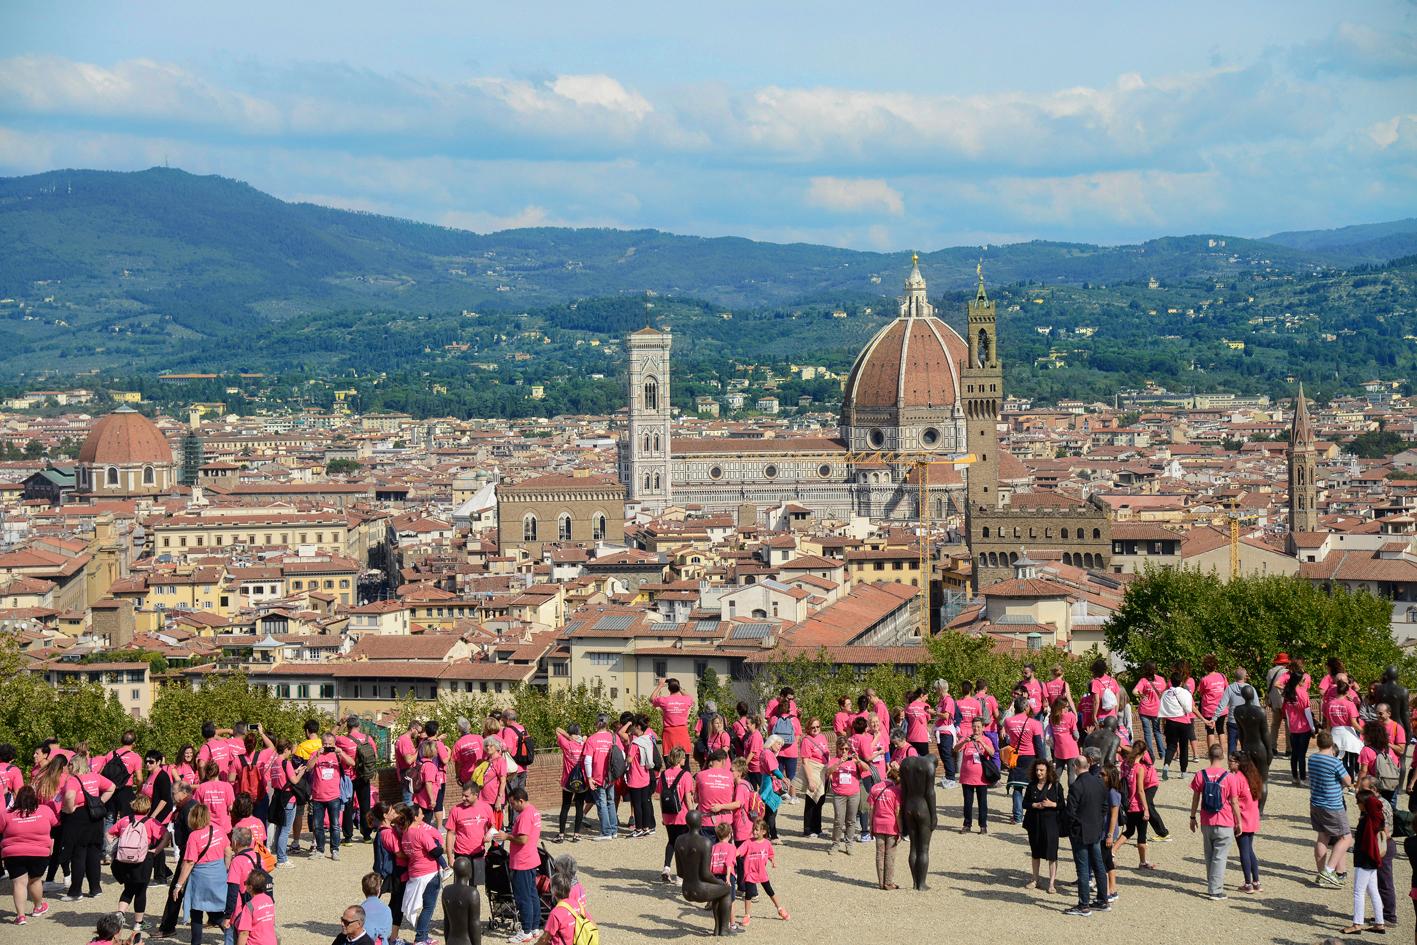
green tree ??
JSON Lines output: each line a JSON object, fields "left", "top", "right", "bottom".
{"left": 144, "top": 673, "right": 332, "bottom": 759}
{"left": 0, "top": 638, "right": 134, "bottom": 757}
{"left": 1104, "top": 567, "right": 1401, "bottom": 684}
{"left": 325, "top": 458, "right": 363, "bottom": 476}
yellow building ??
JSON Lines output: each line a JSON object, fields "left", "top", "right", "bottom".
{"left": 152, "top": 509, "right": 350, "bottom": 556}
{"left": 41, "top": 661, "right": 154, "bottom": 718}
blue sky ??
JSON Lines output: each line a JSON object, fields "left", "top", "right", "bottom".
{"left": 1, "top": 1, "right": 1414, "bottom": 250}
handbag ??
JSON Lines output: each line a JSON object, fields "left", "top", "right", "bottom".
{"left": 339, "top": 774, "right": 354, "bottom": 804}
{"left": 976, "top": 739, "right": 1001, "bottom": 785}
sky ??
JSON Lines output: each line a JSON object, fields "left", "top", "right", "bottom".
{"left": 0, "top": 1, "right": 1415, "bottom": 251}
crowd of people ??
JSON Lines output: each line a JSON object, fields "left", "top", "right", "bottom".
{"left": 5, "top": 654, "right": 1417, "bottom": 942}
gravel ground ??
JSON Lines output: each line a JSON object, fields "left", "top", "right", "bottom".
{"left": 16, "top": 771, "right": 1412, "bottom": 944}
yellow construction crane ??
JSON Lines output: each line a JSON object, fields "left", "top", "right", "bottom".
{"left": 787, "top": 449, "right": 975, "bottom": 637}
{"left": 1179, "top": 507, "right": 1257, "bottom": 580}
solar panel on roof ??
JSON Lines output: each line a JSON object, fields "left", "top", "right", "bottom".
{"left": 730, "top": 622, "right": 771, "bottom": 640}
{"left": 694, "top": 619, "right": 721, "bottom": 632}
{"left": 593, "top": 614, "right": 636, "bottom": 631}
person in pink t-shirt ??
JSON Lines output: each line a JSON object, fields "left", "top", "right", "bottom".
{"left": 832, "top": 696, "right": 854, "bottom": 738}
{"left": 232, "top": 869, "right": 276, "bottom": 945}
{"left": 709, "top": 822, "right": 740, "bottom": 929}
{"left": 308, "top": 733, "right": 356, "bottom": 861}
{"left": 493, "top": 788, "right": 543, "bottom": 938}
{"left": 695, "top": 751, "right": 738, "bottom": 836}
{"left": 903, "top": 689, "right": 932, "bottom": 757}
{"left": 452, "top": 718, "right": 485, "bottom": 789}
{"left": 1197, "top": 655, "right": 1229, "bottom": 754}
{"left": 657, "top": 747, "right": 696, "bottom": 881}
{"left": 824, "top": 737, "right": 867, "bottom": 853}
{"left": 553, "top": 725, "right": 589, "bottom": 842}
{"left": 868, "top": 764, "right": 903, "bottom": 890}
{"left": 729, "top": 759, "right": 755, "bottom": 845}
{"left": 651, "top": 678, "right": 696, "bottom": 757}
{"left": 1229, "top": 751, "right": 1263, "bottom": 893}
{"left": 582, "top": 718, "right": 617, "bottom": 840}
{"left": 954, "top": 717, "right": 994, "bottom": 834}
{"left": 1188, "top": 744, "right": 1244, "bottom": 898}
{"left": 193, "top": 762, "right": 236, "bottom": 836}
{"left": 444, "top": 789, "right": 495, "bottom": 859}
{"left": 737, "top": 818, "right": 788, "bottom": 926}
{"left": 1, "top": 786, "right": 58, "bottom": 921}
{"left": 61, "top": 754, "right": 116, "bottom": 900}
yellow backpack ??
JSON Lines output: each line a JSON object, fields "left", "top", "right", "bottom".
{"left": 556, "top": 901, "right": 598, "bottom": 945}
{"left": 471, "top": 760, "right": 490, "bottom": 789}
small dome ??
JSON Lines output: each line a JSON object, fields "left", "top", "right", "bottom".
{"left": 78, "top": 407, "right": 173, "bottom": 466}
{"left": 842, "top": 314, "right": 968, "bottom": 410}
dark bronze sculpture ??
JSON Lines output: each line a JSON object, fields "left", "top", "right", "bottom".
{"left": 899, "top": 754, "right": 936, "bottom": 891}
{"left": 1082, "top": 716, "right": 1120, "bottom": 768}
{"left": 442, "top": 855, "right": 482, "bottom": 945}
{"left": 675, "top": 810, "right": 732, "bottom": 936}
{"left": 1377, "top": 666, "right": 1411, "bottom": 743}
{"left": 1233, "top": 684, "right": 1271, "bottom": 810}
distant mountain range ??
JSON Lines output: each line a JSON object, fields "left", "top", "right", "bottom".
{"left": 1, "top": 166, "right": 1416, "bottom": 378}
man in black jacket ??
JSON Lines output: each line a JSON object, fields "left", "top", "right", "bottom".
{"left": 1063, "top": 752, "right": 1109, "bottom": 916}
{"left": 158, "top": 781, "right": 197, "bottom": 936}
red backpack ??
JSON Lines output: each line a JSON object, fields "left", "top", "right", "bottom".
{"left": 235, "top": 758, "right": 261, "bottom": 799}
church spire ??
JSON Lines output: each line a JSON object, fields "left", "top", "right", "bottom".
{"left": 901, "top": 252, "right": 930, "bottom": 318}
{"left": 1291, "top": 382, "right": 1314, "bottom": 447}
{"left": 976, "top": 258, "right": 989, "bottom": 303}
{"left": 1288, "top": 382, "right": 1318, "bottom": 536}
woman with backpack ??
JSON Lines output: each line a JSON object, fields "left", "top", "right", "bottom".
{"left": 955, "top": 716, "right": 995, "bottom": 835}
{"left": 479, "top": 737, "right": 509, "bottom": 830}
{"left": 1359, "top": 720, "right": 1401, "bottom": 791}
{"left": 59, "top": 753, "right": 115, "bottom": 902}
{"left": 264, "top": 741, "right": 301, "bottom": 868}
{"left": 658, "top": 746, "right": 695, "bottom": 882}
{"left": 372, "top": 803, "right": 407, "bottom": 945}
{"left": 767, "top": 700, "right": 800, "bottom": 800}
{"left": 553, "top": 725, "right": 589, "bottom": 843}
{"left": 108, "top": 792, "right": 168, "bottom": 933}
{"left": 231, "top": 793, "right": 268, "bottom": 850}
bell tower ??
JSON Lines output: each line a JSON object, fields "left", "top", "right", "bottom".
{"left": 622, "top": 327, "right": 673, "bottom": 513}
{"left": 1288, "top": 383, "right": 1318, "bottom": 536}
{"left": 962, "top": 263, "right": 1002, "bottom": 517}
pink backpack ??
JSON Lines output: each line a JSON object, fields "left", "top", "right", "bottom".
{"left": 114, "top": 816, "right": 151, "bottom": 865}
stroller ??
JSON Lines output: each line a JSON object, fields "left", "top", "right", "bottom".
{"left": 484, "top": 841, "right": 554, "bottom": 934}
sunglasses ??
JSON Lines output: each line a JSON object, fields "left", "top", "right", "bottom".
{"left": 340, "top": 917, "right": 358, "bottom": 926}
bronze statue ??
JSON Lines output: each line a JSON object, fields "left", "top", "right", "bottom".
{"left": 1234, "top": 685, "right": 1271, "bottom": 810}
{"left": 442, "top": 855, "right": 481, "bottom": 945}
{"left": 899, "top": 755, "right": 936, "bottom": 891}
{"left": 1377, "top": 666, "right": 1411, "bottom": 743}
{"left": 674, "top": 810, "right": 733, "bottom": 936}
{"left": 1082, "top": 716, "right": 1120, "bottom": 768}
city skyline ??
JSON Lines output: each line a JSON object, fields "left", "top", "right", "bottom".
{"left": 1, "top": 1, "right": 1415, "bottom": 250}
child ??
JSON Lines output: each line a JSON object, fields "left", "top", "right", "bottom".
{"left": 738, "top": 818, "right": 788, "bottom": 927}
{"left": 1100, "top": 766, "right": 1123, "bottom": 903}
{"left": 710, "top": 823, "right": 739, "bottom": 930}
{"left": 88, "top": 913, "right": 123, "bottom": 945}
{"left": 108, "top": 792, "right": 168, "bottom": 932}
{"left": 231, "top": 869, "right": 277, "bottom": 945}
{"left": 868, "top": 763, "right": 904, "bottom": 890}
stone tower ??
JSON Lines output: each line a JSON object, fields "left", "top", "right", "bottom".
{"left": 180, "top": 408, "right": 204, "bottom": 487}
{"left": 962, "top": 263, "right": 1002, "bottom": 513}
{"left": 621, "top": 327, "right": 673, "bottom": 513}
{"left": 1288, "top": 383, "right": 1318, "bottom": 535}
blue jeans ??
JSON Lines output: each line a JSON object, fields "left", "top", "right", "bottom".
{"left": 594, "top": 785, "right": 618, "bottom": 836}
{"left": 511, "top": 867, "right": 541, "bottom": 933}
{"left": 1227, "top": 721, "right": 1240, "bottom": 757}
{"left": 311, "top": 799, "right": 343, "bottom": 853}
{"left": 415, "top": 871, "right": 441, "bottom": 942}
{"left": 779, "top": 757, "right": 798, "bottom": 784}
{"left": 1011, "top": 784, "right": 1025, "bottom": 822}
{"left": 269, "top": 797, "right": 296, "bottom": 864}
{"left": 937, "top": 734, "right": 957, "bottom": 780}
{"left": 1140, "top": 715, "right": 1164, "bottom": 765}
{"left": 1071, "top": 838, "right": 1107, "bottom": 908}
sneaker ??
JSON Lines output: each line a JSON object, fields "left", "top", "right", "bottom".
{"left": 1207, "top": 894, "right": 1227, "bottom": 901}
{"left": 60, "top": 894, "right": 82, "bottom": 903}
{"left": 859, "top": 833, "right": 873, "bottom": 843}
{"left": 30, "top": 903, "right": 50, "bottom": 918}
{"left": 279, "top": 861, "right": 296, "bottom": 869}
{"left": 1106, "top": 893, "right": 1119, "bottom": 903}
{"left": 1093, "top": 903, "right": 1112, "bottom": 912}
{"left": 568, "top": 835, "right": 581, "bottom": 843}
{"left": 552, "top": 833, "right": 565, "bottom": 844}
{"left": 592, "top": 834, "right": 614, "bottom": 842}
{"left": 1317, "top": 869, "right": 1342, "bottom": 888}
{"left": 331, "top": 850, "right": 340, "bottom": 862}
{"left": 1152, "top": 833, "right": 1172, "bottom": 843}
{"left": 1063, "top": 906, "right": 1091, "bottom": 917}
{"left": 506, "top": 931, "right": 526, "bottom": 944}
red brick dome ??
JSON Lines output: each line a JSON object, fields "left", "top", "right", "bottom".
{"left": 78, "top": 407, "right": 173, "bottom": 465}
{"left": 842, "top": 314, "right": 967, "bottom": 411}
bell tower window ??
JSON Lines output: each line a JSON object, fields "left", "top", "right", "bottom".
{"left": 644, "top": 378, "right": 658, "bottom": 411}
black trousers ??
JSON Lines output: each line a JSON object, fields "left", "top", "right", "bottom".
{"left": 68, "top": 826, "right": 104, "bottom": 896}
{"left": 1163, "top": 720, "right": 1191, "bottom": 773}
{"left": 663, "top": 823, "right": 687, "bottom": 869}
{"left": 803, "top": 794, "right": 825, "bottom": 836}
{"left": 342, "top": 776, "right": 372, "bottom": 840}
{"left": 627, "top": 784, "right": 655, "bottom": 831}
{"left": 558, "top": 789, "right": 589, "bottom": 835}
{"left": 158, "top": 855, "right": 185, "bottom": 935}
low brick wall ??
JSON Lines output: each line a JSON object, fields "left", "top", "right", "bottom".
{"left": 374, "top": 748, "right": 566, "bottom": 812}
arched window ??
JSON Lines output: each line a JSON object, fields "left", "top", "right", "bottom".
{"left": 751, "top": 608, "right": 768, "bottom": 619}
{"left": 644, "top": 377, "right": 658, "bottom": 411}
{"left": 653, "top": 433, "right": 660, "bottom": 452}
{"left": 978, "top": 553, "right": 987, "bottom": 569}
{"left": 106, "top": 466, "right": 119, "bottom": 486}
{"left": 592, "top": 513, "right": 607, "bottom": 542}
{"left": 1092, "top": 528, "right": 1101, "bottom": 539}
{"left": 1060, "top": 527, "right": 1070, "bottom": 540}
{"left": 977, "top": 329, "right": 990, "bottom": 367}
{"left": 522, "top": 514, "right": 538, "bottom": 542}
{"left": 558, "top": 513, "right": 572, "bottom": 541}
{"left": 1009, "top": 552, "right": 1018, "bottom": 564}
{"left": 1063, "top": 552, "right": 1074, "bottom": 566}
{"left": 643, "top": 433, "right": 651, "bottom": 452}
{"left": 142, "top": 465, "right": 155, "bottom": 485}
{"left": 653, "top": 472, "right": 661, "bottom": 490}
{"left": 982, "top": 526, "right": 990, "bottom": 538}
{"left": 644, "top": 473, "right": 651, "bottom": 490}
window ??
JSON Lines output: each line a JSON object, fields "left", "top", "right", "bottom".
{"left": 981, "top": 527, "right": 989, "bottom": 538}
{"left": 921, "top": 427, "right": 940, "bottom": 447}
{"left": 892, "top": 561, "right": 903, "bottom": 570}
{"left": 163, "top": 538, "right": 170, "bottom": 548}
{"left": 708, "top": 465, "right": 723, "bottom": 480}
{"left": 523, "top": 514, "right": 538, "bottom": 542}
{"left": 220, "top": 596, "right": 229, "bottom": 608}
{"left": 763, "top": 464, "right": 778, "bottom": 479}
{"left": 106, "top": 466, "right": 119, "bottom": 486}
{"left": 643, "top": 377, "right": 659, "bottom": 410}
{"left": 324, "top": 580, "right": 334, "bottom": 589}
{"left": 340, "top": 580, "right": 349, "bottom": 589}
{"left": 869, "top": 428, "right": 885, "bottom": 448}
{"left": 292, "top": 580, "right": 303, "bottom": 590}
{"left": 694, "top": 660, "right": 708, "bottom": 678}
{"left": 353, "top": 684, "right": 362, "bottom": 698}
{"left": 588, "top": 652, "right": 617, "bottom": 666}
{"left": 817, "top": 463, "right": 832, "bottom": 479}
{"left": 611, "top": 687, "right": 619, "bottom": 700}
{"left": 558, "top": 513, "right": 573, "bottom": 542}
{"left": 552, "top": 662, "right": 569, "bottom": 677}
{"left": 654, "top": 659, "right": 668, "bottom": 678}
{"left": 320, "top": 684, "right": 334, "bottom": 699}
{"left": 592, "top": 513, "right": 607, "bottom": 542}
{"left": 495, "top": 682, "right": 504, "bottom": 693}
{"left": 131, "top": 689, "right": 140, "bottom": 701}
{"left": 142, "top": 465, "right": 155, "bottom": 485}
{"left": 1093, "top": 528, "right": 1101, "bottom": 539}
{"left": 653, "top": 472, "right": 661, "bottom": 490}
{"left": 276, "top": 684, "right": 291, "bottom": 698}
{"left": 479, "top": 682, "right": 488, "bottom": 693}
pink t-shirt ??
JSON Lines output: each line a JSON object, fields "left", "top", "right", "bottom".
{"left": 1051, "top": 711, "right": 1080, "bottom": 761}
{"left": 1134, "top": 676, "right": 1166, "bottom": 718}
{"left": 736, "top": 837, "right": 774, "bottom": 883}
{"left": 509, "top": 804, "right": 543, "bottom": 870}
{"left": 1235, "top": 776, "right": 1260, "bottom": 835}
{"left": 709, "top": 840, "right": 736, "bottom": 878}
{"left": 453, "top": 734, "right": 485, "bottom": 786}
{"left": 625, "top": 736, "right": 651, "bottom": 790}
{"left": 0, "top": 805, "right": 58, "bottom": 857}
{"left": 934, "top": 696, "right": 956, "bottom": 734}
{"left": 544, "top": 901, "right": 584, "bottom": 945}
{"left": 730, "top": 781, "right": 754, "bottom": 842}
{"left": 1090, "top": 677, "right": 1121, "bottom": 720}
{"left": 233, "top": 815, "right": 267, "bottom": 847}
{"left": 659, "top": 766, "right": 693, "bottom": 826}
{"left": 227, "top": 847, "right": 260, "bottom": 891}
{"left": 583, "top": 731, "right": 613, "bottom": 786}
{"left": 904, "top": 700, "right": 931, "bottom": 743}
{"left": 832, "top": 711, "right": 853, "bottom": 736}
{"left": 1199, "top": 672, "right": 1228, "bottom": 718}
{"left": 193, "top": 780, "right": 235, "bottom": 834}
{"left": 956, "top": 697, "right": 981, "bottom": 730}
{"left": 1325, "top": 698, "right": 1358, "bottom": 729}
{"left": 446, "top": 800, "right": 495, "bottom": 856}
{"left": 957, "top": 736, "right": 992, "bottom": 787}
{"left": 1359, "top": 747, "right": 1398, "bottom": 779}
{"left": 0, "top": 762, "right": 23, "bottom": 800}
{"left": 308, "top": 751, "right": 344, "bottom": 803}
{"left": 232, "top": 891, "right": 276, "bottom": 945}
{"left": 197, "top": 738, "right": 235, "bottom": 777}
{"left": 977, "top": 694, "right": 999, "bottom": 732}
{"left": 653, "top": 693, "right": 694, "bottom": 727}
{"left": 742, "top": 729, "right": 765, "bottom": 771}
{"left": 1043, "top": 677, "right": 1069, "bottom": 706}
{"left": 695, "top": 767, "right": 734, "bottom": 825}
{"left": 851, "top": 731, "right": 886, "bottom": 780}
{"left": 1020, "top": 679, "right": 1045, "bottom": 715}
{"left": 1190, "top": 767, "right": 1241, "bottom": 828}
{"left": 478, "top": 755, "right": 506, "bottom": 806}
{"left": 394, "top": 733, "right": 419, "bottom": 774}
{"left": 774, "top": 717, "right": 802, "bottom": 760}
{"left": 402, "top": 821, "right": 440, "bottom": 879}
{"left": 65, "top": 771, "right": 115, "bottom": 809}
{"left": 868, "top": 780, "right": 902, "bottom": 836}
{"left": 184, "top": 825, "right": 229, "bottom": 864}
{"left": 1002, "top": 714, "right": 1043, "bottom": 756}
{"left": 555, "top": 733, "right": 583, "bottom": 788}
{"left": 827, "top": 758, "right": 865, "bottom": 796}
{"left": 758, "top": 747, "right": 779, "bottom": 779}
{"left": 798, "top": 734, "right": 829, "bottom": 765}
{"left": 414, "top": 758, "right": 443, "bottom": 809}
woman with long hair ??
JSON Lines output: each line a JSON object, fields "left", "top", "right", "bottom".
{"left": 1283, "top": 670, "right": 1315, "bottom": 784}
{"left": 59, "top": 753, "right": 115, "bottom": 901}
{"left": 1049, "top": 697, "right": 1081, "bottom": 788}
{"left": 1341, "top": 781, "right": 1389, "bottom": 934}
{"left": 1120, "top": 742, "right": 1158, "bottom": 871}
{"left": 797, "top": 718, "right": 830, "bottom": 839}
{"left": 1230, "top": 750, "right": 1263, "bottom": 893}
{"left": 170, "top": 803, "right": 231, "bottom": 945}
{"left": 1022, "top": 759, "right": 1062, "bottom": 893}
{"left": 172, "top": 744, "right": 198, "bottom": 786}
{"left": 1, "top": 785, "right": 57, "bottom": 923}
{"left": 1326, "top": 679, "right": 1364, "bottom": 777}
{"left": 34, "top": 755, "right": 68, "bottom": 887}
{"left": 1159, "top": 670, "right": 1195, "bottom": 778}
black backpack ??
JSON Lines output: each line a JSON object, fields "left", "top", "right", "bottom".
{"left": 660, "top": 769, "right": 687, "bottom": 817}
{"left": 606, "top": 740, "right": 628, "bottom": 784}
{"left": 509, "top": 725, "right": 535, "bottom": 768}
{"left": 78, "top": 780, "right": 107, "bottom": 822}
{"left": 101, "top": 750, "right": 132, "bottom": 790}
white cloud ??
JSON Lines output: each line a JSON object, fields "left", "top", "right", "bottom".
{"left": 549, "top": 75, "right": 652, "bottom": 118}
{"left": 806, "top": 177, "right": 904, "bottom": 216}
{"left": 1366, "top": 114, "right": 1417, "bottom": 153}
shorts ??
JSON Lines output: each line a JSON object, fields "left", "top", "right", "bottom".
{"left": 1102, "top": 842, "right": 1115, "bottom": 872}
{"left": 741, "top": 879, "right": 775, "bottom": 900}
{"left": 1310, "top": 805, "right": 1351, "bottom": 842}
{"left": 6, "top": 856, "right": 47, "bottom": 880}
